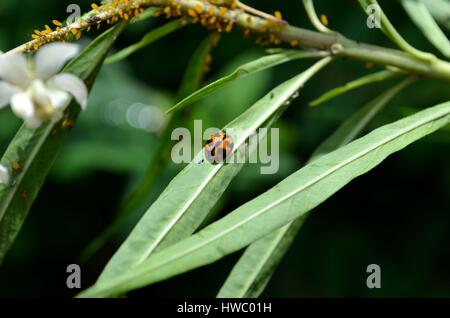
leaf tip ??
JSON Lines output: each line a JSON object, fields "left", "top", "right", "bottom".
{"left": 308, "top": 100, "right": 320, "bottom": 107}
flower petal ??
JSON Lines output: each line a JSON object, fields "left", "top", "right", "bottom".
{"left": 0, "top": 51, "right": 32, "bottom": 87}
{"left": 30, "top": 79, "right": 51, "bottom": 106}
{"left": 34, "top": 43, "right": 79, "bottom": 80}
{"left": 47, "top": 73, "right": 88, "bottom": 109}
{"left": 0, "top": 81, "right": 21, "bottom": 109}
{"left": 47, "top": 88, "right": 71, "bottom": 111}
{"left": 10, "top": 91, "right": 35, "bottom": 120}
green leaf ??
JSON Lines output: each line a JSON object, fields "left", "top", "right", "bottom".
{"left": 358, "top": 0, "right": 434, "bottom": 61}
{"left": 79, "top": 99, "right": 450, "bottom": 297}
{"left": 105, "top": 19, "right": 185, "bottom": 64}
{"left": 0, "top": 23, "right": 126, "bottom": 265}
{"left": 166, "top": 50, "right": 330, "bottom": 114}
{"left": 177, "top": 34, "right": 220, "bottom": 100}
{"left": 310, "top": 77, "right": 415, "bottom": 160}
{"left": 131, "top": 7, "right": 161, "bottom": 23}
{"left": 94, "top": 57, "right": 332, "bottom": 285}
{"left": 309, "top": 70, "right": 398, "bottom": 107}
{"left": 420, "top": 0, "right": 450, "bottom": 32}
{"left": 402, "top": 0, "right": 450, "bottom": 59}
{"left": 216, "top": 77, "right": 415, "bottom": 298}
{"left": 80, "top": 34, "right": 219, "bottom": 263}
{"left": 217, "top": 216, "right": 307, "bottom": 298}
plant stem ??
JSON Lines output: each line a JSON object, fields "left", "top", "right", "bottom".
{"left": 12, "top": 0, "right": 450, "bottom": 82}
{"left": 302, "top": 0, "right": 333, "bottom": 34}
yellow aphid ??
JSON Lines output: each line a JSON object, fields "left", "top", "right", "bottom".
{"left": 320, "top": 14, "right": 329, "bottom": 26}
{"left": 71, "top": 28, "right": 78, "bottom": 35}
{"left": 22, "top": 191, "right": 29, "bottom": 202}
{"left": 274, "top": 11, "right": 282, "bottom": 20}
{"left": 194, "top": 5, "right": 203, "bottom": 14}
{"left": 212, "top": 33, "right": 221, "bottom": 46}
{"left": 91, "top": 3, "right": 99, "bottom": 10}
{"left": 61, "top": 118, "right": 75, "bottom": 129}
{"left": 205, "top": 54, "right": 212, "bottom": 64}
{"left": 218, "top": 7, "right": 227, "bottom": 16}
{"left": 11, "top": 162, "right": 22, "bottom": 173}
{"left": 365, "top": 62, "right": 375, "bottom": 69}
{"left": 76, "top": 31, "right": 82, "bottom": 40}
{"left": 124, "top": 13, "right": 129, "bottom": 20}
{"left": 34, "top": 30, "right": 42, "bottom": 35}
{"left": 32, "top": 34, "right": 40, "bottom": 39}
{"left": 290, "top": 39, "right": 299, "bottom": 47}
{"left": 208, "top": 6, "right": 215, "bottom": 15}
{"left": 209, "top": 16, "right": 217, "bottom": 24}
{"left": 188, "top": 9, "right": 197, "bottom": 17}
{"left": 45, "top": 25, "right": 52, "bottom": 33}
{"left": 225, "top": 22, "right": 233, "bottom": 32}
{"left": 52, "top": 20, "right": 63, "bottom": 27}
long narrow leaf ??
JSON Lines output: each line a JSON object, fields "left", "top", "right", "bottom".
{"left": 79, "top": 99, "right": 450, "bottom": 297}
{"left": 106, "top": 19, "right": 185, "bottom": 64}
{"left": 217, "top": 77, "right": 415, "bottom": 298}
{"left": 309, "top": 70, "right": 398, "bottom": 107}
{"left": 0, "top": 23, "right": 127, "bottom": 265}
{"left": 420, "top": 0, "right": 450, "bottom": 32}
{"left": 131, "top": 7, "right": 160, "bottom": 23}
{"left": 95, "top": 57, "right": 333, "bottom": 284}
{"left": 402, "top": 0, "right": 450, "bottom": 58}
{"left": 166, "top": 50, "right": 329, "bottom": 113}
{"left": 217, "top": 216, "right": 307, "bottom": 298}
{"left": 310, "top": 77, "right": 415, "bottom": 160}
{"left": 358, "top": 0, "right": 434, "bottom": 61}
{"left": 80, "top": 34, "right": 220, "bottom": 263}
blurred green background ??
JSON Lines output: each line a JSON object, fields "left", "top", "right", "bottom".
{"left": 0, "top": 0, "right": 449, "bottom": 297}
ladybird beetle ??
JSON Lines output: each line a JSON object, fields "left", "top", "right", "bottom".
{"left": 205, "top": 131, "right": 234, "bottom": 163}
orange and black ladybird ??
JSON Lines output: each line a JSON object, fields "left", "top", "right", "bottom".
{"left": 205, "top": 130, "right": 234, "bottom": 163}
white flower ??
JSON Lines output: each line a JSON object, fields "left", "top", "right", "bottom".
{"left": 0, "top": 43, "right": 88, "bottom": 128}
{"left": 0, "top": 164, "right": 10, "bottom": 185}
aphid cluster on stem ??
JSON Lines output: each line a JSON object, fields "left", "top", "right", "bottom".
{"left": 156, "top": 0, "right": 286, "bottom": 45}
{"left": 252, "top": 10, "right": 287, "bottom": 47}
{"left": 158, "top": 0, "right": 237, "bottom": 33}
{"left": 25, "top": 0, "right": 289, "bottom": 52}
{"left": 27, "top": 0, "right": 146, "bottom": 51}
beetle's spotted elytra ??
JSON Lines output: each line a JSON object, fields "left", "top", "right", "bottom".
{"left": 204, "top": 130, "right": 234, "bottom": 164}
